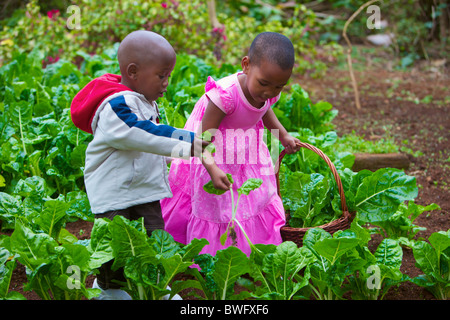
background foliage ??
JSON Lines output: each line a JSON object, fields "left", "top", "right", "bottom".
{"left": 1, "top": 0, "right": 448, "bottom": 73}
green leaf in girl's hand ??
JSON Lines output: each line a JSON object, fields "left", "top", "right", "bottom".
{"left": 237, "top": 178, "right": 263, "bottom": 196}
{"left": 204, "top": 175, "right": 263, "bottom": 250}
{"left": 203, "top": 173, "right": 234, "bottom": 195}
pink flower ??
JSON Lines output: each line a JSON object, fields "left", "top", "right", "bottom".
{"left": 47, "top": 9, "right": 60, "bottom": 20}
{"left": 45, "top": 55, "right": 60, "bottom": 64}
{"left": 161, "top": 2, "right": 168, "bottom": 8}
{"left": 42, "top": 55, "right": 59, "bottom": 68}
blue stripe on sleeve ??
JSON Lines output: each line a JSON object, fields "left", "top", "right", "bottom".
{"left": 110, "top": 95, "right": 194, "bottom": 143}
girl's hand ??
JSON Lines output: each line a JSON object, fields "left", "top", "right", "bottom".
{"left": 281, "top": 134, "right": 302, "bottom": 154}
{"left": 209, "top": 166, "right": 232, "bottom": 191}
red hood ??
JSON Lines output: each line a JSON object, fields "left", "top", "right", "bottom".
{"left": 70, "top": 73, "right": 132, "bottom": 133}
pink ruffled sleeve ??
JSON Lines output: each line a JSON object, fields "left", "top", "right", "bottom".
{"left": 205, "top": 76, "right": 235, "bottom": 114}
{"left": 268, "top": 92, "right": 281, "bottom": 106}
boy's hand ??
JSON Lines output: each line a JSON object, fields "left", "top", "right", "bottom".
{"left": 281, "top": 134, "right": 302, "bottom": 154}
{"left": 191, "top": 137, "right": 210, "bottom": 157}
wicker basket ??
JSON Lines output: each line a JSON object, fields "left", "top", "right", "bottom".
{"left": 275, "top": 142, "right": 353, "bottom": 247}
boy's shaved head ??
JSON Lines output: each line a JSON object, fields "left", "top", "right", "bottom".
{"left": 248, "top": 32, "right": 295, "bottom": 70}
{"left": 117, "top": 30, "right": 175, "bottom": 75}
{"left": 117, "top": 30, "right": 176, "bottom": 102}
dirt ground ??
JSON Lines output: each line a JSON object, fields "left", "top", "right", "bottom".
{"left": 6, "top": 45, "right": 449, "bottom": 300}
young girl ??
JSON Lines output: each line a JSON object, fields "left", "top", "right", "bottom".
{"left": 161, "top": 32, "right": 301, "bottom": 256}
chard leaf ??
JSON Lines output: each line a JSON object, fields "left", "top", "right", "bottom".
{"left": 403, "top": 201, "right": 441, "bottom": 223}
{"left": 13, "top": 176, "right": 51, "bottom": 198}
{"left": 158, "top": 254, "right": 193, "bottom": 292}
{"left": 355, "top": 168, "right": 418, "bottom": 224}
{"left": 284, "top": 172, "right": 330, "bottom": 227}
{"left": 413, "top": 241, "right": 439, "bottom": 276}
{"left": 0, "top": 258, "right": 20, "bottom": 299}
{"left": 0, "top": 192, "right": 23, "bottom": 224}
{"left": 313, "top": 236, "right": 359, "bottom": 266}
{"left": 109, "top": 215, "right": 156, "bottom": 270}
{"left": 303, "top": 228, "right": 332, "bottom": 253}
{"left": 151, "top": 229, "right": 180, "bottom": 258}
{"left": 214, "top": 246, "right": 250, "bottom": 300}
{"left": 59, "top": 243, "right": 91, "bottom": 272}
{"left": 200, "top": 130, "right": 213, "bottom": 142}
{"left": 88, "top": 218, "right": 113, "bottom": 269}
{"left": 34, "top": 199, "right": 68, "bottom": 239}
{"left": 374, "top": 239, "right": 403, "bottom": 269}
{"left": 267, "top": 242, "right": 315, "bottom": 296}
{"left": 65, "top": 191, "right": 93, "bottom": 221}
{"left": 428, "top": 230, "right": 450, "bottom": 261}
{"left": 11, "top": 220, "right": 59, "bottom": 271}
{"left": 179, "top": 237, "right": 209, "bottom": 262}
{"left": 203, "top": 173, "right": 234, "bottom": 195}
{"left": 237, "top": 178, "right": 263, "bottom": 196}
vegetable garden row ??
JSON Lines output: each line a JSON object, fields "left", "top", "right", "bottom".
{"left": 0, "top": 47, "right": 448, "bottom": 300}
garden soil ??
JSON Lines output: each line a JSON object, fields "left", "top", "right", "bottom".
{"left": 7, "top": 46, "right": 449, "bottom": 300}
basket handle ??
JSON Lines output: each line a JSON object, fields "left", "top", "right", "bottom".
{"left": 274, "top": 142, "right": 348, "bottom": 213}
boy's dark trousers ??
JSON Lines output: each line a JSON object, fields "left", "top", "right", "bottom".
{"left": 94, "top": 201, "right": 164, "bottom": 289}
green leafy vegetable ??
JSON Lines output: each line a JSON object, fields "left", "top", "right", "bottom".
{"left": 203, "top": 174, "right": 233, "bottom": 195}
{"left": 410, "top": 230, "right": 450, "bottom": 300}
{"left": 203, "top": 175, "right": 263, "bottom": 249}
{"left": 355, "top": 168, "right": 418, "bottom": 223}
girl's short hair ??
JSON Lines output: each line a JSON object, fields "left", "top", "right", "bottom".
{"left": 248, "top": 32, "right": 295, "bottom": 70}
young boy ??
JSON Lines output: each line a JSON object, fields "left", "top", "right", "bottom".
{"left": 71, "top": 30, "right": 207, "bottom": 300}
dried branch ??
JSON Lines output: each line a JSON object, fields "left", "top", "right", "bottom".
{"left": 207, "top": 0, "right": 222, "bottom": 29}
{"left": 342, "top": 0, "right": 381, "bottom": 110}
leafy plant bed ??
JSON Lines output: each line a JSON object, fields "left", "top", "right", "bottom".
{"left": 4, "top": 217, "right": 446, "bottom": 301}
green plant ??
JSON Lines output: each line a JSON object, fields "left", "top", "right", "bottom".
{"left": 303, "top": 227, "right": 359, "bottom": 300}
{"left": 248, "top": 241, "right": 314, "bottom": 300}
{"left": 304, "top": 221, "right": 407, "bottom": 300}
{"left": 342, "top": 220, "right": 407, "bottom": 300}
{"left": 0, "top": 176, "right": 93, "bottom": 232}
{"left": 409, "top": 230, "right": 450, "bottom": 300}
{"left": 274, "top": 84, "right": 337, "bottom": 135}
{"left": 279, "top": 164, "right": 421, "bottom": 231}
{"left": 349, "top": 168, "right": 419, "bottom": 222}
{"left": 104, "top": 215, "right": 208, "bottom": 300}
{"left": 203, "top": 174, "right": 263, "bottom": 250}
{"left": 335, "top": 131, "right": 400, "bottom": 154}
{"left": 6, "top": 220, "right": 99, "bottom": 300}
{"left": 0, "top": 235, "right": 25, "bottom": 300}
{"left": 280, "top": 129, "right": 355, "bottom": 175}
{"left": 184, "top": 246, "right": 252, "bottom": 300}
{"left": 281, "top": 171, "right": 335, "bottom": 228}
{"left": 371, "top": 201, "right": 441, "bottom": 241}
{"left": 0, "top": 49, "right": 93, "bottom": 196}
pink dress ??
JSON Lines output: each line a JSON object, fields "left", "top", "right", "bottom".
{"left": 161, "top": 72, "right": 286, "bottom": 256}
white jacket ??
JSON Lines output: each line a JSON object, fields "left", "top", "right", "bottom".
{"left": 83, "top": 91, "right": 193, "bottom": 214}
